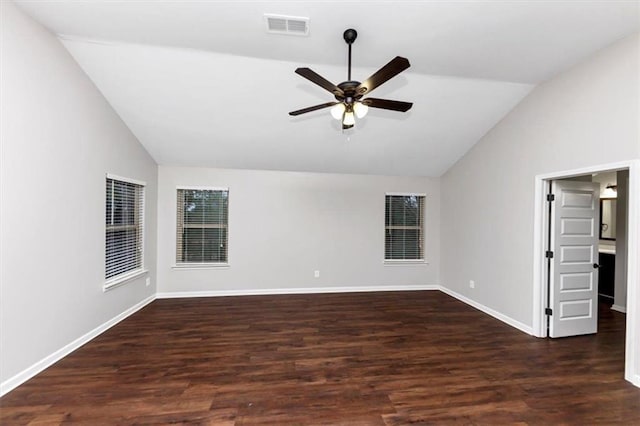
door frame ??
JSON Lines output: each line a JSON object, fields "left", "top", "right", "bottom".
{"left": 532, "top": 159, "right": 639, "bottom": 387}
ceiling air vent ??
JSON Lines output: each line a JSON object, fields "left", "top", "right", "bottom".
{"left": 264, "top": 14, "right": 309, "bottom": 36}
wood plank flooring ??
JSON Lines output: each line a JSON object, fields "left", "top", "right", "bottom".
{"left": 1, "top": 291, "right": 638, "bottom": 424}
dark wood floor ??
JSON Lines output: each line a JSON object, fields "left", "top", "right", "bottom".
{"left": 1, "top": 291, "right": 638, "bottom": 424}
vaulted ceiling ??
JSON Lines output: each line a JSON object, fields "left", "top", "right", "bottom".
{"left": 14, "top": 1, "right": 639, "bottom": 176}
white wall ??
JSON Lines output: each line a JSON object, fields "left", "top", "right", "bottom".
{"left": 0, "top": 1, "right": 157, "bottom": 387}
{"left": 441, "top": 33, "right": 638, "bottom": 366}
{"left": 158, "top": 167, "right": 440, "bottom": 295}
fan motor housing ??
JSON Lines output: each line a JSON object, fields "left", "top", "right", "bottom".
{"left": 336, "top": 80, "right": 364, "bottom": 102}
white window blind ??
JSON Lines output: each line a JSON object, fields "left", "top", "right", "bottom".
{"left": 105, "top": 177, "right": 144, "bottom": 280}
{"left": 385, "top": 194, "right": 425, "bottom": 260}
{"left": 176, "top": 189, "right": 229, "bottom": 264}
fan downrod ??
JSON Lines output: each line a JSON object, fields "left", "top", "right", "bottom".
{"left": 343, "top": 29, "right": 358, "bottom": 81}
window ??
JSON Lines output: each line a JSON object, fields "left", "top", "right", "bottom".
{"left": 176, "top": 188, "right": 229, "bottom": 264}
{"left": 105, "top": 175, "right": 145, "bottom": 286}
{"left": 385, "top": 194, "right": 425, "bottom": 261}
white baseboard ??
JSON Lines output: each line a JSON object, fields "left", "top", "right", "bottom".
{"left": 438, "top": 286, "right": 534, "bottom": 335}
{"left": 156, "top": 284, "right": 439, "bottom": 299}
{"left": 156, "top": 285, "right": 535, "bottom": 336}
{"left": 0, "top": 294, "right": 156, "bottom": 397}
{"left": 611, "top": 304, "right": 627, "bottom": 313}
{"left": 1, "top": 285, "right": 540, "bottom": 397}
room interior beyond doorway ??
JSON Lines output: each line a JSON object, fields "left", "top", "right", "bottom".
{"left": 532, "top": 160, "right": 639, "bottom": 388}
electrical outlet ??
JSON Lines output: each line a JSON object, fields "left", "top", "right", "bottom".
{"left": 146, "top": 277, "right": 151, "bottom": 287}
{"left": 314, "top": 270, "right": 320, "bottom": 278}
{"left": 469, "top": 280, "right": 475, "bottom": 289}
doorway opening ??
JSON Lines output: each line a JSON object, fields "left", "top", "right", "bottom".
{"left": 532, "top": 160, "right": 639, "bottom": 387}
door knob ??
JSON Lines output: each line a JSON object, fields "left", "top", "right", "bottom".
{"left": 593, "top": 263, "right": 600, "bottom": 269}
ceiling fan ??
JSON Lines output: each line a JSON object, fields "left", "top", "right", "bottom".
{"left": 289, "top": 28, "right": 413, "bottom": 130}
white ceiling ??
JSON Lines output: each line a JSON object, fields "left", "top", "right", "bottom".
{"left": 14, "top": 1, "right": 640, "bottom": 177}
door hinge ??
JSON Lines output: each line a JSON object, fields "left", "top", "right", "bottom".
{"left": 547, "top": 194, "right": 555, "bottom": 202}
{"left": 545, "top": 250, "right": 554, "bottom": 259}
{"left": 545, "top": 308, "right": 553, "bottom": 316}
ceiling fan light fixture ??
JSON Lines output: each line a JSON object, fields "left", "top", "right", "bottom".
{"left": 288, "top": 28, "right": 413, "bottom": 129}
{"left": 354, "top": 101, "right": 368, "bottom": 118}
{"left": 331, "top": 103, "right": 346, "bottom": 120}
{"left": 343, "top": 111, "right": 356, "bottom": 126}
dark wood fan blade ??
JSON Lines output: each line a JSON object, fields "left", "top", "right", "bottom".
{"left": 362, "top": 98, "right": 413, "bottom": 112}
{"left": 289, "top": 101, "right": 338, "bottom": 116}
{"left": 295, "top": 68, "right": 344, "bottom": 96}
{"left": 356, "top": 56, "right": 410, "bottom": 95}
{"left": 342, "top": 123, "right": 354, "bottom": 130}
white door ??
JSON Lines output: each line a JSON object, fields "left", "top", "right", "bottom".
{"left": 549, "top": 180, "right": 601, "bottom": 338}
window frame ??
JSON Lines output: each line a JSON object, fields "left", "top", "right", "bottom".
{"left": 174, "top": 186, "right": 230, "bottom": 269}
{"left": 384, "top": 192, "right": 427, "bottom": 264}
{"left": 104, "top": 173, "right": 147, "bottom": 291}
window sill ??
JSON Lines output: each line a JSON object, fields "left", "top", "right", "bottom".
{"left": 172, "top": 263, "right": 230, "bottom": 270}
{"left": 104, "top": 268, "right": 148, "bottom": 292}
{"left": 383, "top": 259, "right": 428, "bottom": 266}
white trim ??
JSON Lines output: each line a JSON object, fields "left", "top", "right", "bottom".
{"left": 13, "top": 281, "right": 627, "bottom": 397}
{"left": 105, "top": 177, "right": 146, "bottom": 289}
{"left": 534, "top": 160, "right": 635, "bottom": 180}
{"left": 3, "top": 275, "right": 634, "bottom": 396}
{"left": 625, "top": 161, "right": 639, "bottom": 385}
{"left": 141, "top": 185, "right": 147, "bottom": 275}
{"left": 439, "top": 286, "right": 534, "bottom": 336}
{"left": 0, "top": 294, "right": 156, "bottom": 397}
{"left": 384, "top": 193, "right": 427, "bottom": 262}
{"left": 176, "top": 185, "right": 228, "bottom": 191}
{"left": 155, "top": 285, "right": 527, "bottom": 336}
{"left": 611, "top": 304, "right": 627, "bottom": 314}
{"left": 157, "top": 285, "right": 535, "bottom": 337}
{"left": 532, "top": 159, "right": 640, "bottom": 388}
{"left": 383, "top": 259, "right": 428, "bottom": 265}
{"left": 175, "top": 187, "right": 230, "bottom": 265}
{"left": 106, "top": 173, "right": 146, "bottom": 187}
{"left": 157, "top": 284, "right": 439, "bottom": 299}
{"left": 385, "top": 192, "right": 427, "bottom": 197}
{"left": 172, "top": 263, "right": 230, "bottom": 270}
{"left": 532, "top": 174, "right": 547, "bottom": 337}
{"left": 103, "top": 268, "right": 148, "bottom": 291}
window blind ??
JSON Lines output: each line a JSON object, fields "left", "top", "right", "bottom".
{"left": 385, "top": 195, "right": 425, "bottom": 260}
{"left": 176, "top": 189, "right": 229, "bottom": 263}
{"left": 106, "top": 177, "right": 144, "bottom": 280}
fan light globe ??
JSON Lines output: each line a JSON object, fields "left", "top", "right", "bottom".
{"left": 330, "top": 103, "right": 346, "bottom": 120}
{"left": 354, "top": 102, "right": 369, "bottom": 118}
{"left": 343, "top": 111, "right": 356, "bottom": 126}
